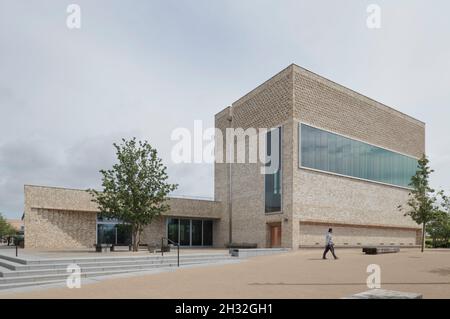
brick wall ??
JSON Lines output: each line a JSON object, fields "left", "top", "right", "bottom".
{"left": 299, "top": 223, "right": 418, "bottom": 247}
{"left": 214, "top": 66, "right": 295, "bottom": 248}
{"left": 293, "top": 65, "right": 425, "bottom": 158}
{"left": 25, "top": 208, "right": 96, "bottom": 249}
{"left": 292, "top": 65, "right": 424, "bottom": 246}
{"left": 214, "top": 64, "right": 424, "bottom": 248}
{"left": 24, "top": 185, "right": 221, "bottom": 249}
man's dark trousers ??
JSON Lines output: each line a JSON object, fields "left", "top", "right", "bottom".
{"left": 322, "top": 244, "right": 337, "bottom": 259}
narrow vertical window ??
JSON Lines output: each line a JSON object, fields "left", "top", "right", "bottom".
{"left": 265, "top": 127, "right": 282, "bottom": 213}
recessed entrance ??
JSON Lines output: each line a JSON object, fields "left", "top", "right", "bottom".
{"left": 96, "top": 216, "right": 132, "bottom": 245}
{"left": 269, "top": 223, "right": 282, "bottom": 248}
{"left": 167, "top": 218, "right": 213, "bottom": 246}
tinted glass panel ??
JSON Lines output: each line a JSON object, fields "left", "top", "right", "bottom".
{"left": 203, "top": 220, "right": 213, "bottom": 246}
{"left": 97, "top": 224, "right": 115, "bottom": 245}
{"left": 300, "top": 124, "right": 418, "bottom": 188}
{"left": 167, "top": 218, "right": 213, "bottom": 246}
{"left": 191, "top": 220, "right": 202, "bottom": 246}
{"left": 265, "top": 127, "right": 282, "bottom": 213}
{"left": 179, "top": 219, "right": 191, "bottom": 246}
{"left": 116, "top": 224, "right": 132, "bottom": 245}
{"left": 167, "top": 218, "right": 179, "bottom": 243}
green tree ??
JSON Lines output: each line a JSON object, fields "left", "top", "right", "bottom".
{"left": 89, "top": 138, "right": 178, "bottom": 252}
{"left": 0, "top": 213, "right": 16, "bottom": 242}
{"left": 399, "top": 155, "right": 439, "bottom": 252}
{"left": 427, "top": 193, "right": 450, "bottom": 248}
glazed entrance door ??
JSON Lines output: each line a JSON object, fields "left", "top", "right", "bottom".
{"left": 270, "top": 224, "right": 282, "bottom": 248}
{"left": 97, "top": 223, "right": 131, "bottom": 245}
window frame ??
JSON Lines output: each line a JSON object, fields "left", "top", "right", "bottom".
{"left": 264, "top": 125, "right": 283, "bottom": 214}
{"left": 298, "top": 122, "right": 418, "bottom": 190}
{"left": 165, "top": 217, "right": 214, "bottom": 247}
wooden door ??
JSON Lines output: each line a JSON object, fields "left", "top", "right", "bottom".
{"left": 270, "top": 224, "right": 282, "bottom": 248}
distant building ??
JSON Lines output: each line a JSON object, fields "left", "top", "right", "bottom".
{"left": 7, "top": 219, "right": 24, "bottom": 233}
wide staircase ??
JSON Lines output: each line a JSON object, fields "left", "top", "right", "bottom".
{"left": 0, "top": 252, "right": 234, "bottom": 290}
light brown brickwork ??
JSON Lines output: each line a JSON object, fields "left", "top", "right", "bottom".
{"left": 141, "top": 216, "right": 165, "bottom": 247}
{"left": 292, "top": 65, "right": 425, "bottom": 158}
{"left": 24, "top": 185, "right": 221, "bottom": 249}
{"left": 232, "top": 66, "right": 293, "bottom": 130}
{"left": 25, "top": 208, "right": 96, "bottom": 249}
{"left": 214, "top": 64, "right": 424, "bottom": 248}
{"left": 293, "top": 169, "right": 418, "bottom": 229}
{"left": 213, "top": 66, "right": 296, "bottom": 248}
{"left": 214, "top": 108, "right": 232, "bottom": 247}
{"left": 299, "top": 223, "right": 418, "bottom": 247}
{"left": 291, "top": 65, "right": 424, "bottom": 247}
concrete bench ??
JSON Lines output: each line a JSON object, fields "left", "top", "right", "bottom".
{"left": 226, "top": 243, "right": 258, "bottom": 249}
{"left": 94, "top": 244, "right": 112, "bottom": 252}
{"left": 110, "top": 245, "right": 132, "bottom": 252}
{"left": 362, "top": 246, "right": 400, "bottom": 255}
{"left": 345, "top": 289, "right": 422, "bottom": 299}
{"left": 230, "top": 248, "right": 290, "bottom": 258}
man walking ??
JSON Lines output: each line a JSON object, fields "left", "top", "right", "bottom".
{"left": 322, "top": 228, "right": 338, "bottom": 260}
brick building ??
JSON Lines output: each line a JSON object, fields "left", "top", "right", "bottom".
{"left": 24, "top": 64, "right": 424, "bottom": 249}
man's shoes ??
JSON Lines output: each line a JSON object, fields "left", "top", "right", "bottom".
{"left": 322, "top": 257, "right": 327, "bottom": 260}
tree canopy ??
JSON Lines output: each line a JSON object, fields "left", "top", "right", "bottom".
{"left": 0, "top": 213, "right": 16, "bottom": 239}
{"left": 399, "top": 155, "right": 439, "bottom": 252}
{"left": 89, "top": 138, "right": 178, "bottom": 251}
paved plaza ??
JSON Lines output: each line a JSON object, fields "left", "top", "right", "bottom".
{"left": 1, "top": 248, "right": 449, "bottom": 299}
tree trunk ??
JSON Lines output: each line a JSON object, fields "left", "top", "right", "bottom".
{"left": 132, "top": 227, "right": 139, "bottom": 252}
{"left": 421, "top": 222, "right": 426, "bottom": 253}
{"left": 136, "top": 230, "right": 141, "bottom": 251}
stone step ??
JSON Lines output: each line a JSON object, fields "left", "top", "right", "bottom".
{"left": 0, "top": 253, "right": 230, "bottom": 266}
{"left": 0, "top": 268, "right": 150, "bottom": 289}
{"left": 0, "top": 259, "right": 19, "bottom": 271}
{"left": 0, "top": 257, "right": 233, "bottom": 277}
{"left": 0, "top": 254, "right": 27, "bottom": 265}
{"left": 0, "top": 259, "right": 231, "bottom": 287}
{"left": 0, "top": 279, "right": 69, "bottom": 291}
{"left": 0, "top": 255, "right": 231, "bottom": 271}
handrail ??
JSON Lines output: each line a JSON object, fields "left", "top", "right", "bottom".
{"left": 161, "top": 237, "right": 180, "bottom": 267}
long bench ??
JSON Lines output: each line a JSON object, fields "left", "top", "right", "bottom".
{"left": 345, "top": 289, "right": 422, "bottom": 299}
{"left": 362, "top": 246, "right": 400, "bottom": 255}
{"left": 93, "top": 244, "right": 132, "bottom": 252}
{"left": 94, "top": 244, "right": 112, "bottom": 253}
{"left": 110, "top": 245, "right": 132, "bottom": 252}
{"left": 230, "top": 248, "right": 290, "bottom": 258}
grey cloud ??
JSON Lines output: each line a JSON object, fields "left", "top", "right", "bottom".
{"left": 0, "top": 139, "right": 57, "bottom": 217}
{"left": 1, "top": 0, "right": 450, "bottom": 218}
{"left": 168, "top": 163, "right": 214, "bottom": 199}
{"left": 0, "top": 132, "right": 140, "bottom": 217}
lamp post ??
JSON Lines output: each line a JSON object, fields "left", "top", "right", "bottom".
{"left": 227, "top": 106, "right": 233, "bottom": 245}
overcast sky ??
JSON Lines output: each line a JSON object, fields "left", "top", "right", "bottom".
{"left": 1, "top": 0, "right": 449, "bottom": 219}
